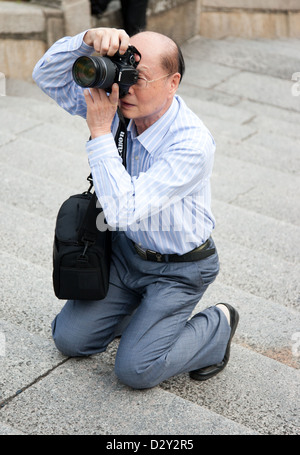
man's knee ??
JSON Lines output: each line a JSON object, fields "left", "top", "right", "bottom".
{"left": 114, "top": 350, "right": 158, "bottom": 389}
{"left": 51, "top": 316, "right": 91, "bottom": 357}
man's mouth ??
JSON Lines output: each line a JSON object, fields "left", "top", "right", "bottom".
{"left": 120, "top": 100, "right": 135, "bottom": 109}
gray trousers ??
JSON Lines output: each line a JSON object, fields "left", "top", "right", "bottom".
{"left": 52, "top": 232, "right": 230, "bottom": 389}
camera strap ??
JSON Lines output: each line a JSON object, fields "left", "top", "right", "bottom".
{"left": 115, "top": 107, "right": 128, "bottom": 168}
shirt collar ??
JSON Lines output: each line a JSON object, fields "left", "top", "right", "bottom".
{"left": 127, "top": 96, "right": 179, "bottom": 155}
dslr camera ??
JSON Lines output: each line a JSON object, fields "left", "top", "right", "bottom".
{"left": 72, "top": 46, "right": 141, "bottom": 98}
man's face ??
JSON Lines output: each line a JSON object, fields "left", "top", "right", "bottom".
{"left": 119, "top": 34, "right": 179, "bottom": 133}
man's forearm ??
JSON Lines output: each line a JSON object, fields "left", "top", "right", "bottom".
{"left": 32, "top": 31, "right": 94, "bottom": 117}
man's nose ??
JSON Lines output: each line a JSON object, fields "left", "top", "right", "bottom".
{"left": 127, "top": 84, "right": 136, "bottom": 95}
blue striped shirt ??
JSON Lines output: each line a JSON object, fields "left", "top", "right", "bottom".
{"left": 33, "top": 32, "right": 216, "bottom": 255}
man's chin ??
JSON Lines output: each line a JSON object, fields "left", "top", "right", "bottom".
{"left": 119, "top": 103, "right": 136, "bottom": 120}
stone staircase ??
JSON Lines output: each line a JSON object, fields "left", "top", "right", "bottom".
{"left": 0, "top": 36, "right": 299, "bottom": 435}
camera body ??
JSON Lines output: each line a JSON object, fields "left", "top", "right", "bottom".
{"left": 72, "top": 45, "right": 141, "bottom": 98}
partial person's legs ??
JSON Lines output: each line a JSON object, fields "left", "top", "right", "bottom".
{"left": 120, "top": 0, "right": 148, "bottom": 35}
{"left": 90, "top": 0, "right": 111, "bottom": 15}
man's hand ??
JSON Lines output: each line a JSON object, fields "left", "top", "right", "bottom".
{"left": 84, "top": 83, "right": 119, "bottom": 139}
{"left": 82, "top": 28, "right": 129, "bottom": 139}
{"left": 83, "top": 27, "right": 130, "bottom": 56}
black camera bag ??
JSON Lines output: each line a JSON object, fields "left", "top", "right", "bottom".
{"left": 52, "top": 110, "right": 127, "bottom": 300}
{"left": 53, "top": 188, "right": 111, "bottom": 300}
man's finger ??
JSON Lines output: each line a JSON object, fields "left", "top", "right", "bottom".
{"left": 83, "top": 88, "right": 93, "bottom": 102}
{"left": 109, "top": 83, "right": 119, "bottom": 106}
{"left": 118, "top": 29, "right": 130, "bottom": 55}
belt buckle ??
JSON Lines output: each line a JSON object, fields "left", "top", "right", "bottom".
{"left": 147, "top": 249, "right": 163, "bottom": 262}
{"left": 135, "top": 244, "right": 147, "bottom": 260}
{"left": 135, "top": 243, "right": 163, "bottom": 262}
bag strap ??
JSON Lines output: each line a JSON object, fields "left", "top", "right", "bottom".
{"left": 79, "top": 109, "right": 128, "bottom": 245}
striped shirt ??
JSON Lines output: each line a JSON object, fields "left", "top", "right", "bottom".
{"left": 33, "top": 32, "right": 216, "bottom": 255}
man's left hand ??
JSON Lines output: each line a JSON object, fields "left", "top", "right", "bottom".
{"left": 84, "top": 83, "right": 119, "bottom": 139}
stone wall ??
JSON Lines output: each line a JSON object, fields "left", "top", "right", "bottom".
{"left": 1, "top": 0, "right": 299, "bottom": 82}
{"left": 0, "top": 0, "right": 91, "bottom": 81}
{"left": 199, "top": 0, "right": 300, "bottom": 39}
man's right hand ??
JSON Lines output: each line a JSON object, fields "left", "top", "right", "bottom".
{"left": 83, "top": 28, "right": 130, "bottom": 56}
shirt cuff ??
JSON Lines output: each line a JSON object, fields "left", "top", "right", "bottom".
{"left": 86, "top": 134, "right": 122, "bottom": 166}
{"left": 67, "top": 30, "right": 95, "bottom": 56}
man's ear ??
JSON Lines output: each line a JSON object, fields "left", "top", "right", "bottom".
{"left": 169, "top": 72, "right": 181, "bottom": 95}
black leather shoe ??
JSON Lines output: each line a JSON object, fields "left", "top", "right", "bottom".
{"left": 190, "top": 303, "right": 239, "bottom": 381}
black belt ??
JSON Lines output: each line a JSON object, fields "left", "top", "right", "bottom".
{"left": 134, "top": 238, "right": 215, "bottom": 263}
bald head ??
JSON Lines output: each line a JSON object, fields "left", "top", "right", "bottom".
{"left": 130, "top": 31, "right": 185, "bottom": 83}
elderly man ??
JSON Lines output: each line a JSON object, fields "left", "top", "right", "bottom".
{"left": 32, "top": 28, "right": 239, "bottom": 389}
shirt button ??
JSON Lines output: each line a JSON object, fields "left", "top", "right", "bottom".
{"left": 135, "top": 155, "right": 139, "bottom": 160}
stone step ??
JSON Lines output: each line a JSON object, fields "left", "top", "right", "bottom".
{"left": 215, "top": 71, "right": 300, "bottom": 113}
{"left": 215, "top": 235, "right": 299, "bottom": 310}
{"left": 181, "top": 36, "right": 300, "bottom": 81}
{"left": 1, "top": 136, "right": 90, "bottom": 188}
{"left": 1, "top": 94, "right": 89, "bottom": 134}
{"left": 0, "top": 318, "right": 64, "bottom": 403}
{"left": 0, "top": 202, "right": 55, "bottom": 270}
{"left": 212, "top": 199, "right": 300, "bottom": 264}
{"left": 0, "top": 332, "right": 257, "bottom": 435}
{"left": 181, "top": 94, "right": 300, "bottom": 175}
{"left": 212, "top": 154, "right": 299, "bottom": 226}
{"left": 0, "top": 422, "right": 25, "bottom": 435}
{"left": 0, "top": 315, "right": 298, "bottom": 434}
{"left": 0, "top": 251, "right": 61, "bottom": 340}
{"left": 6, "top": 79, "right": 58, "bottom": 104}
{"left": 160, "top": 343, "right": 300, "bottom": 435}
{"left": 195, "top": 280, "right": 300, "bottom": 369}
{"left": 0, "top": 94, "right": 89, "bottom": 151}
{"left": 0, "top": 161, "right": 83, "bottom": 221}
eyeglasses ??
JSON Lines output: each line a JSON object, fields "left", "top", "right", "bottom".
{"left": 135, "top": 73, "right": 173, "bottom": 89}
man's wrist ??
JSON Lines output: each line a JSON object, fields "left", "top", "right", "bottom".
{"left": 91, "top": 128, "right": 111, "bottom": 139}
{"left": 83, "top": 30, "right": 94, "bottom": 47}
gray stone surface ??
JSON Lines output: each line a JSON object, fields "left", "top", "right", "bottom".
{"left": 161, "top": 345, "right": 300, "bottom": 435}
{"left": 0, "top": 356, "right": 256, "bottom": 435}
{"left": 212, "top": 200, "right": 300, "bottom": 263}
{"left": 0, "top": 319, "right": 64, "bottom": 401}
{"left": 181, "top": 36, "right": 300, "bottom": 80}
{"left": 216, "top": 71, "right": 300, "bottom": 112}
{"left": 0, "top": 422, "right": 25, "bottom": 435}
{"left": 194, "top": 281, "right": 300, "bottom": 371}
{"left": 212, "top": 155, "right": 299, "bottom": 225}
{"left": 0, "top": 35, "right": 299, "bottom": 436}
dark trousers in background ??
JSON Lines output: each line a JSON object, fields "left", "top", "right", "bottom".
{"left": 90, "top": 0, "right": 148, "bottom": 36}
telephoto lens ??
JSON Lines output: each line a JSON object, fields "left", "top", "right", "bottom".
{"left": 72, "top": 56, "right": 116, "bottom": 90}
{"left": 72, "top": 46, "right": 141, "bottom": 98}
